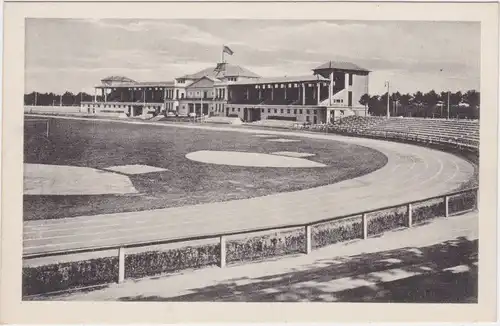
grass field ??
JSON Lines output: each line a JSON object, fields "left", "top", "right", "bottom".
{"left": 24, "top": 117, "right": 388, "bottom": 220}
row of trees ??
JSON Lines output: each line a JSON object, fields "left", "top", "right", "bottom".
{"left": 24, "top": 92, "right": 102, "bottom": 107}
{"left": 24, "top": 89, "right": 480, "bottom": 119}
{"left": 359, "top": 90, "right": 480, "bottom": 119}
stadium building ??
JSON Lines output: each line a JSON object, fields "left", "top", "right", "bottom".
{"left": 83, "top": 59, "right": 370, "bottom": 124}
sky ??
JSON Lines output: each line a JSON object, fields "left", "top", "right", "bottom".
{"left": 25, "top": 19, "right": 480, "bottom": 95}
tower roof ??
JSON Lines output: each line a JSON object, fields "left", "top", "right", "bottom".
{"left": 313, "top": 61, "right": 370, "bottom": 73}
{"left": 178, "top": 63, "right": 260, "bottom": 80}
{"left": 101, "top": 76, "right": 137, "bottom": 84}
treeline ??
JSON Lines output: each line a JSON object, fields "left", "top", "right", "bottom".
{"left": 359, "top": 90, "right": 480, "bottom": 119}
{"left": 24, "top": 91, "right": 103, "bottom": 106}
{"left": 25, "top": 89, "right": 480, "bottom": 119}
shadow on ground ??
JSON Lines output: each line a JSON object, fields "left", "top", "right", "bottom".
{"left": 119, "top": 236, "right": 478, "bottom": 303}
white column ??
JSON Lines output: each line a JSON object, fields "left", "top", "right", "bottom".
{"left": 302, "top": 83, "right": 306, "bottom": 105}
{"left": 271, "top": 85, "right": 274, "bottom": 101}
{"left": 329, "top": 72, "right": 334, "bottom": 106}
{"left": 103, "top": 88, "right": 107, "bottom": 102}
{"left": 344, "top": 73, "right": 350, "bottom": 105}
{"left": 317, "top": 83, "right": 321, "bottom": 105}
{"left": 94, "top": 88, "right": 97, "bottom": 103}
{"left": 284, "top": 85, "right": 287, "bottom": 100}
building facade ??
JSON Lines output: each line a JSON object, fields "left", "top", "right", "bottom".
{"left": 82, "top": 60, "right": 370, "bottom": 123}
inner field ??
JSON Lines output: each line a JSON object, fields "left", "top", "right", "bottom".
{"left": 23, "top": 118, "right": 388, "bottom": 220}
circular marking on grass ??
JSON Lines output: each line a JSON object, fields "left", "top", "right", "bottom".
{"left": 24, "top": 163, "right": 138, "bottom": 195}
{"left": 266, "top": 138, "right": 300, "bottom": 143}
{"left": 272, "top": 151, "right": 316, "bottom": 158}
{"left": 185, "top": 151, "right": 326, "bottom": 168}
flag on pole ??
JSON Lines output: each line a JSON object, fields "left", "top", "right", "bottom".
{"left": 223, "top": 45, "right": 234, "bottom": 55}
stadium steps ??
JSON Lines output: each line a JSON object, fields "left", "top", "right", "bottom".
{"left": 321, "top": 116, "right": 479, "bottom": 148}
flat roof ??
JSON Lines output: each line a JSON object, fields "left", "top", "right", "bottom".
{"left": 95, "top": 81, "right": 175, "bottom": 88}
{"left": 216, "top": 75, "right": 329, "bottom": 86}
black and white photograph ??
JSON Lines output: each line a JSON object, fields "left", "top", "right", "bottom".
{"left": 1, "top": 1, "right": 499, "bottom": 324}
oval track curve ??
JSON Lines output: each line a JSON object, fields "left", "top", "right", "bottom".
{"left": 23, "top": 117, "right": 476, "bottom": 255}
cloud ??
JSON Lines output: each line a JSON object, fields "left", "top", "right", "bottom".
{"left": 24, "top": 19, "right": 480, "bottom": 94}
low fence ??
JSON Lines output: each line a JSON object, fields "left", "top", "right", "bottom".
{"left": 23, "top": 187, "right": 478, "bottom": 296}
{"left": 24, "top": 105, "right": 84, "bottom": 115}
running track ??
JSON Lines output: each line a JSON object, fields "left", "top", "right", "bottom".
{"left": 23, "top": 115, "right": 476, "bottom": 256}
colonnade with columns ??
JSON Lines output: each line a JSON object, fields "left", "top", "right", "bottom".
{"left": 228, "top": 80, "right": 332, "bottom": 106}
{"left": 93, "top": 86, "right": 185, "bottom": 104}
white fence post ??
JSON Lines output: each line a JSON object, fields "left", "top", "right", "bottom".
{"left": 305, "top": 225, "right": 312, "bottom": 254}
{"left": 220, "top": 236, "right": 226, "bottom": 268}
{"left": 118, "top": 247, "right": 126, "bottom": 283}
{"left": 475, "top": 189, "right": 479, "bottom": 211}
{"left": 407, "top": 203, "right": 413, "bottom": 227}
{"left": 444, "top": 195, "right": 450, "bottom": 217}
{"left": 362, "top": 213, "right": 368, "bottom": 239}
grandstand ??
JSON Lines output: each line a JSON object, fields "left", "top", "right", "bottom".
{"left": 319, "top": 116, "right": 479, "bottom": 149}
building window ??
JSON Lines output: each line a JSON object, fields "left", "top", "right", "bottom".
{"left": 306, "top": 109, "right": 310, "bottom": 114}
{"left": 274, "top": 109, "right": 277, "bottom": 113}
{"left": 261, "top": 108, "right": 264, "bottom": 113}
{"left": 294, "top": 109, "right": 297, "bottom": 114}
{"left": 287, "top": 109, "right": 290, "bottom": 114}
{"left": 306, "top": 116, "right": 310, "bottom": 122}
{"left": 299, "top": 109, "right": 303, "bottom": 114}
{"left": 268, "top": 109, "right": 271, "bottom": 113}
{"left": 280, "top": 109, "right": 284, "bottom": 114}
{"left": 238, "top": 108, "right": 240, "bottom": 112}
{"left": 349, "top": 73, "right": 353, "bottom": 86}
{"left": 232, "top": 108, "right": 235, "bottom": 112}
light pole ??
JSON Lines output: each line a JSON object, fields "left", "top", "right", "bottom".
{"left": 447, "top": 91, "right": 450, "bottom": 119}
{"left": 439, "top": 68, "right": 451, "bottom": 119}
{"left": 384, "top": 81, "right": 390, "bottom": 118}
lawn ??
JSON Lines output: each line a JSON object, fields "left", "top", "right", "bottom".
{"left": 24, "top": 117, "right": 388, "bottom": 220}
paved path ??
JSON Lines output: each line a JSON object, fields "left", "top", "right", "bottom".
{"left": 33, "top": 212, "right": 478, "bottom": 302}
{"left": 23, "top": 115, "right": 475, "bottom": 256}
